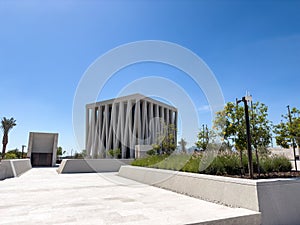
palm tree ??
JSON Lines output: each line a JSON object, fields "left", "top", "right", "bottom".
{"left": 1, "top": 117, "right": 17, "bottom": 160}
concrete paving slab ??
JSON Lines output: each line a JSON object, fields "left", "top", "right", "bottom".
{"left": 0, "top": 168, "right": 260, "bottom": 225}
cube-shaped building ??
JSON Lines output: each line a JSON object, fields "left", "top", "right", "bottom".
{"left": 27, "top": 132, "right": 58, "bottom": 167}
{"left": 86, "top": 94, "right": 177, "bottom": 158}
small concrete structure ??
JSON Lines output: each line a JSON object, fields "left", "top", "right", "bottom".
{"left": 0, "top": 159, "right": 31, "bottom": 180}
{"left": 118, "top": 165, "right": 300, "bottom": 225}
{"left": 135, "top": 145, "right": 152, "bottom": 158}
{"left": 27, "top": 132, "right": 58, "bottom": 167}
{"left": 57, "top": 159, "right": 133, "bottom": 173}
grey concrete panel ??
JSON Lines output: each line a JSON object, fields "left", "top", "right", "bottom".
{"left": 1, "top": 160, "right": 15, "bottom": 178}
{"left": 12, "top": 159, "right": 32, "bottom": 176}
{"left": 57, "top": 159, "right": 133, "bottom": 173}
{"left": 0, "top": 159, "right": 31, "bottom": 180}
{"left": 257, "top": 179, "right": 300, "bottom": 225}
{"left": 118, "top": 165, "right": 259, "bottom": 210}
{"left": 32, "top": 133, "right": 55, "bottom": 153}
{"left": 0, "top": 163, "right": 7, "bottom": 180}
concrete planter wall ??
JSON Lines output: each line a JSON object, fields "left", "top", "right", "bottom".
{"left": 57, "top": 159, "right": 133, "bottom": 173}
{"left": 118, "top": 165, "right": 300, "bottom": 225}
{"left": 0, "top": 159, "right": 32, "bottom": 180}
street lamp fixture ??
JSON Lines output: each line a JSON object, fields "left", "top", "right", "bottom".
{"left": 287, "top": 105, "right": 298, "bottom": 171}
{"left": 237, "top": 94, "right": 254, "bottom": 179}
{"left": 21, "top": 145, "right": 26, "bottom": 159}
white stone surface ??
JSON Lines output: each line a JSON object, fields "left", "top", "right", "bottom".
{"left": 118, "top": 165, "right": 300, "bottom": 225}
{"left": 0, "top": 168, "right": 260, "bottom": 225}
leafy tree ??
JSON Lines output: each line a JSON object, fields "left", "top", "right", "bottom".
{"left": 4, "top": 149, "right": 19, "bottom": 159}
{"left": 195, "top": 125, "right": 209, "bottom": 151}
{"left": 1, "top": 117, "right": 17, "bottom": 160}
{"left": 213, "top": 101, "right": 272, "bottom": 175}
{"left": 162, "top": 124, "right": 177, "bottom": 154}
{"left": 151, "top": 144, "right": 161, "bottom": 154}
{"left": 107, "top": 148, "right": 121, "bottom": 158}
{"left": 178, "top": 138, "right": 187, "bottom": 153}
{"left": 214, "top": 101, "right": 271, "bottom": 152}
{"left": 155, "top": 122, "right": 177, "bottom": 155}
{"left": 250, "top": 102, "right": 272, "bottom": 153}
{"left": 274, "top": 107, "right": 300, "bottom": 148}
{"left": 56, "top": 146, "right": 66, "bottom": 157}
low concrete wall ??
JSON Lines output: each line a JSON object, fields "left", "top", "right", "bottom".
{"left": 0, "top": 163, "right": 7, "bottom": 180}
{"left": 0, "top": 159, "right": 32, "bottom": 180}
{"left": 256, "top": 179, "right": 300, "bottom": 225}
{"left": 118, "top": 165, "right": 300, "bottom": 225}
{"left": 57, "top": 159, "right": 133, "bottom": 173}
{"left": 290, "top": 160, "right": 300, "bottom": 170}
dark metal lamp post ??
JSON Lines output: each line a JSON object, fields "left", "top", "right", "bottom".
{"left": 21, "top": 145, "right": 26, "bottom": 159}
{"left": 237, "top": 94, "right": 254, "bottom": 179}
{"left": 287, "top": 105, "right": 298, "bottom": 171}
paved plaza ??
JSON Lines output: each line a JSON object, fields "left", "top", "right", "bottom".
{"left": 1, "top": 168, "right": 259, "bottom": 225}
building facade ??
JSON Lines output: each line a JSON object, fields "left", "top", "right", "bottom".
{"left": 86, "top": 94, "right": 177, "bottom": 158}
{"left": 27, "top": 132, "right": 58, "bottom": 167}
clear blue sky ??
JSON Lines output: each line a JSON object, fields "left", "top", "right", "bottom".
{"left": 1, "top": 0, "right": 300, "bottom": 154}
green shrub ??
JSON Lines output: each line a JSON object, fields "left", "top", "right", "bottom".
{"left": 146, "top": 149, "right": 156, "bottom": 156}
{"left": 271, "top": 156, "right": 292, "bottom": 172}
{"left": 181, "top": 156, "right": 202, "bottom": 173}
{"left": 131, "top": 152, "right": 292, "bottom": 177}
{"left": 4, "top": 151, "right": 18, "bottom": 159}
{"left": 222, "top": 153, "right": 241, "bottom": 175}
{"left": 260, "top": 157, "right": 273, "bottom": 174}
{"left": 203, "top": 157, "right": 226, "bottom": 175}
{"left": 131, "top": 155, "right": 168, "bottom": 167}
{"left": 107, "top": 148, "right": 121, "bottom": 158}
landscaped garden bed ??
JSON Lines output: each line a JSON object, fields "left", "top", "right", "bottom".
{"left": 131, "top": 152, "right": 299, "bottom": 179}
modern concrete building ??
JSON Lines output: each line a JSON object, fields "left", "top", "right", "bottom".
{"left": 86, "top": 94, "right": 177, "bottom": 158}
{"left": 27, "top": 132, "right": 59, "bottom": 167}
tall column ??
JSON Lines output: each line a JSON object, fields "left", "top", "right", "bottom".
{"left": 124, "top": 100, "right": 132, "bottom": 158}
{"left": 108, "top": 103, "right": 116, "bottom": 153}
{"left": 85, "top": 107, "right": 90, "bottom": 155}
{"left": 166, "top": 108, "right": 170, "bottom": 127}
{"left": 142, "top": 100, "right": 148, "bottom": 145}
{"left": 98, "top": 106, "right": 104, "bottom": 158}
{"left": 156, "top": 105, "right": 160, "bottom": 142}
{"left": 90, "top": 107, "right": 96, "bottom": 158}
{"left": 174, "top": 111, "right": 178, "bottom": 145}
{"left": 120, "top": 101, "right": 126, "bottom": 158}
{"left": 104, "top": 104, "right": 109, "bottom": 152}
{"left": 93, "top": 107, "right": 101, "bottom": 158}
{"left": 148, "top": 102, "right": 155, "bottom": 144}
